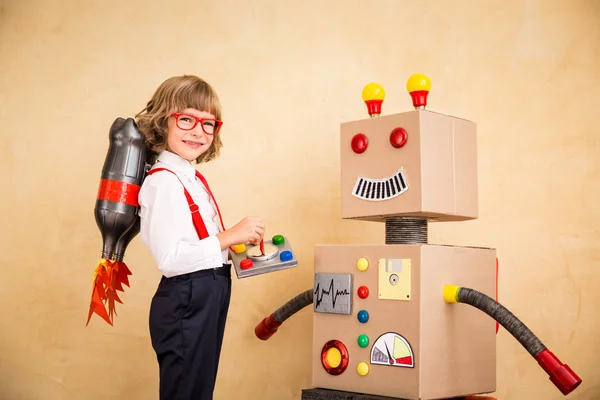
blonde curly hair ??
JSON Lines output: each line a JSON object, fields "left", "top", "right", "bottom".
{"left": 135, "top": 75, "right": 223, "bottom": 164}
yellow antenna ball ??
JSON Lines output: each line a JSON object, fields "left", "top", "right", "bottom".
{"left": 406, "top": 74, "right": 431, "bottom": 109}
{"left": 362, "top": 83, "right": 385, "bottom": 102}
{"left": 362, "top": 83, "right": 385, "bottom": 117}
{"left": 406, "top": 74, "right": 431, "bottom": 93}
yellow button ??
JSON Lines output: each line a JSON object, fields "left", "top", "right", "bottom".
{"left": 232, "top": 244, "right": 246, "bottom": 254}
{"left": 357, "top": 361, "right": 369, "bottom": 376}
{"left": 357, "top": 257, "right": 369, "bottom": 271}
{"left": 326, "top": 348, "right": 342, "bottom": 368}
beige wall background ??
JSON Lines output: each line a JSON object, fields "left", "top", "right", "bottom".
{"left": 1, "top": 0, "right": 599, "bottom": 399}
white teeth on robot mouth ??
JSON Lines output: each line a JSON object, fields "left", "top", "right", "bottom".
{"left": 352, "top": 168, "right": 409, "bottom": 201}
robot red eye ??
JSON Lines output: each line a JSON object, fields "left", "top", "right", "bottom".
{"left": 351, "top": 133, "right": 368, "bottom": 154}
{"left": 390, "top": 127, "right": 408, "bottom": 148}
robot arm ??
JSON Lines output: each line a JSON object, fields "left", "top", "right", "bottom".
{"left": 443, "top": 284, "right": 582, "bottom": 396}
{"left": 255, "top": 289, "right": 313, "bottom": 340}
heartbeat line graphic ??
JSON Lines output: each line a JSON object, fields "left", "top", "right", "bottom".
{"left": 315, "top": 279, "right": 350, "bottom": 309}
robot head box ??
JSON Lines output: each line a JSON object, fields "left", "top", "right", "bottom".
{"left": 341, "top": 74, "right": 477, "bottom": 223}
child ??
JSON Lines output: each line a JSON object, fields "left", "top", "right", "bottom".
{"left": 135, "top": 75, "right": 265, "bottom": 400}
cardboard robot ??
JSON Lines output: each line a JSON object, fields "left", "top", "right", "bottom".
{"left": 255, "top": 75, "right": 581, "bottom": 399}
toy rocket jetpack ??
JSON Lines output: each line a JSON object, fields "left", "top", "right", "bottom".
{"left": 87, "top": 118, "right": 149, "bottom": 326}
{"left": 254, "top": 75, "right": 582, "bottom": 399}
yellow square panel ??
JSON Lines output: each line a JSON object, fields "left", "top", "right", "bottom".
{"left": 378, "top": 258, "right": 411, "bottom": 301}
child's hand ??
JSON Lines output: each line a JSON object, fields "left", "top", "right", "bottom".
{"left": 218, "top": 217, "right": 265, "bottom": 249}
{"left": 235, "top": 216, "right": 265, "bottom": 245}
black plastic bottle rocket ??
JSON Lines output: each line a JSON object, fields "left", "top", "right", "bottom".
{"left": 94, "top": 117, "right": 149, "bottom": 261}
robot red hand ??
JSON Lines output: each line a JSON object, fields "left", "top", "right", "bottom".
{"left": 255, "top": 289, "right": 313, "bottom": 340}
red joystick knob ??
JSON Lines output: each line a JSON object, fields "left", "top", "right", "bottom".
{"left": 390, "top": 127, "right": 408, "bottom": 148}
{"left": 240, "top": 259, "right": 253, "bottom": 270}
{"left": 358, "top": 286, "right": 369, "bottom": 299}
{"left": 352, "top": 133, "right": 368, "bottom": 154}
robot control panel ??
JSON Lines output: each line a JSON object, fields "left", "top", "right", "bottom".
{"left": 229, "top": 234, "right": 299, "bottom": 279}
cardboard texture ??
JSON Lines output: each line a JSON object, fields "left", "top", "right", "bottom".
{"left": 340, "top": 110, "right": 478, "bottom": 222}
{"left": 311, "top": 244, "right": 496, "bottom": 400}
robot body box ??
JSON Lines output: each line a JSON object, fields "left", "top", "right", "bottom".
{"left": 311, "top": 243, "right": 496, "bottom": 400}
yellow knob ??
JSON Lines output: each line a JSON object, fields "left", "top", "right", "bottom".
{"left": 357, "top": 361, "right": 369, "bottom": 376}
{"left": 232, "top": 244, "right": 246, "bottom": 254}
{"left": 443, "top": 285, "right": 461, "bottom": 303}
{"left": 357, "top": 257, "right": 369, "bottom": 271}
{"left": 326, "top": 348, "right": 342, "bottom": 368}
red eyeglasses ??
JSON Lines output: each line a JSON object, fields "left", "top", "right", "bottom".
{"left": 170, "top": 112, "right": 223, "bottom": 135}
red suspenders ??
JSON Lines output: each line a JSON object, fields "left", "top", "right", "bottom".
{"left": 194, "top": 170, "right": 228, "bottom": 237}
{"left": 146, "top": 168, "right": 227, "bottom": 245}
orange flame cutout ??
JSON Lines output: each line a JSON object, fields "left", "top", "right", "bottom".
{"left": 86, "top": 259, "right": 132, "bottom": 326}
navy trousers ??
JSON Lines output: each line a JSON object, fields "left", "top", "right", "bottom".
{"left": 149, "top": 264, "right": 232, "bottom": 400}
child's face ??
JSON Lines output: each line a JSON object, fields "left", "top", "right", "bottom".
{"left": 166, "top": 108, "right": 217, "bottom": 162}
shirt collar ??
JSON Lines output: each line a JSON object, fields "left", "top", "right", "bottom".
{"left": 156, "top": 150, "right": 197, "bottom": 181}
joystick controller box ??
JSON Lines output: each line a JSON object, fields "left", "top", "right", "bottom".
{"left": 229, "top": 235, "right": 299, "bottom": 279}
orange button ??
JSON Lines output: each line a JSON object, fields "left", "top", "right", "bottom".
{"left": 232, "top": 244, "right": 246, "bottom": 253}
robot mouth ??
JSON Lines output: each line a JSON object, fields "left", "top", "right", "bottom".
{"left": 352, "top": 168, "right": 408, "bottom": 201}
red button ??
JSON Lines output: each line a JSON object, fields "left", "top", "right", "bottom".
{"left": 390, "top": 127, "right": 408, "bottom": 148}
{"left": 358, "top": 286, "right": 369, "bottom": 299}
{"left": 240, "top": 259, "right": 253, "bottom": 270}
{"left": 351, "top": 133, "right": 368, "bottom": 154}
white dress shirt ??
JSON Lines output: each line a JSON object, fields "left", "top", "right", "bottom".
{"left": 138, "top": 150, "right": 229, "bottom": 278}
